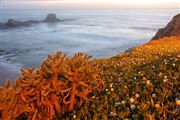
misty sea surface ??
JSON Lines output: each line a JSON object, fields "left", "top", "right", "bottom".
{"left": 0, "top": 9, "right": 179, "bottom": 68}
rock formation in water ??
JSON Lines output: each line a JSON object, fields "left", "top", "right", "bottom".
{"left": 43, "top": 14, "right": 61, "bottom": 23}
{"left": 0, "top": 13, "right": 61, "bottom": 29}
{"left": 5, "top": 19, "right": 30, "bottom": 27}
{"left": 24, "top": 20, "right": 40, "bottom": 24}
{"left": 1, "top": 19, "right": 39, "bottom": 28}
{"left": 151, "top": 13, "right": 180, "bottom": 40}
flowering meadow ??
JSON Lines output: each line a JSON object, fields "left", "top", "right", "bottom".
{"left": 0, "top": 36, "right": 180, "bottom": 119}
{"left": 59, "top": 36, "right": 180, "bottom": 119}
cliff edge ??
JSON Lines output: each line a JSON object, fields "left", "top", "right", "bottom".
{"left": 151, "top": 13, "right": 180, "bottom": 40}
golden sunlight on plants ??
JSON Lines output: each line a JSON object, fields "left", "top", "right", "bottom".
{"left": 0, "top": 52, "right": 104, "bottom": 120}
{"left": 0, "top": 36, "right": 179, "bottom": 119}
{"left": 61, "top": 36, "right": 179, "bottom": 119}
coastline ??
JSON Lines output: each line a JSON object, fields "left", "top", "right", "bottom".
{"left": 1, "top": 36, "right": 179, "bottom": 119}
{"left": 0, "top": 12, "right": 180, "bottom": 119}
{"left": 0, "top": 41, "right": 144, "bottom": 85}
{"left": 0, "top": 62, "right": 20, "bottom": 85}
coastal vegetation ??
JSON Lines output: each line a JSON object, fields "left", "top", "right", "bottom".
{"left": 0, "top": 36, "right": 179, "bottom": 119}
{"left": 58, "top": 36, "right": 180, "bottom": 119}
{"left": 0, "top": 52, "right": 104, "bottom": 119}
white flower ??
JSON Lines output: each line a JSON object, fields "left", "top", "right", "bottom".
{"left": 110, "top": 83, "right": 113, "bottom": 88}
{"left": 152, "top": 93, "right": 156, "bottom": 98}
{"left": 121, "top": 100, "right": 126, "bottom": 104}
{"left": 115, "top": 102, "right": 121, "bottom": 107}
{"left": 130, "top": 97, "right": 135, "bottom": 103}
{"left": 105, "top": 89, "right": 108, "bottom": 91}
{"left": 73, "top": 114, "right": 76, "bottom": 119}
{"left": 164, "top": 76, "right": 167, "bottom": 79}
{"left": 111, "top": 88, "right": 114, "bottom": 91}
{"left": 146, "top": 80, "right": 151, "bottom": 85}
{"left": 130, "top": 104, "right": 135, "bottom": 109}
{"left": 163, "top": 78, "right": 168, "bottom": 83}
{"left": 110, "top": 112, "right": 117, "bottom": 116}
{"left": 135, "top": 93, "right": 140, "bottom": 98}
{"left": 172, "top": 63, "right": 176, "bottom": 67}
{"left": 158, "top": 72, "right": 163, "bottom": 77}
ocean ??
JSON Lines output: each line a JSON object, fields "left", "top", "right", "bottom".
{"left": 0, "top": 9, "right": 179, "bottom": 69}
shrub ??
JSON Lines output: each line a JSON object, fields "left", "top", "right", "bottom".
{"left": 0, "top": 52, "right": 104, "bottom": 120}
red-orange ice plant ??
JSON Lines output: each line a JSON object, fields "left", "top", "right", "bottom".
{"left": 0, "top": 52, "right": 104, "bottom": 120}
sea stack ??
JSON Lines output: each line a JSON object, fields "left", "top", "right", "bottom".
{"left": 43, "top": 13, "right": 61, "bottom": 23}
{"left": 151, "top": 13, "right": 180, "bottom": 40}
{"left": 5, "top": 19, "right": 30, "bottom": 27}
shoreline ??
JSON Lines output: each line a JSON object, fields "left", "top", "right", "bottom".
{"left": 0, "top": 42, "right": 140, "bottom": 85}
{"left": 0, "top": 62, "right": 21, "bottom": 85}
{"left": 1, "top": 36, "right": 179, "bottom": 119}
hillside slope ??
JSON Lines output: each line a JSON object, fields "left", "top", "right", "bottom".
{"left": 0, "top": 37, "right": 180, "bottom": 120}
{"left": 59, "top": 36, "right": 180, "bottom": 119}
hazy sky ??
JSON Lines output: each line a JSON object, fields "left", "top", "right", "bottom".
{"left": 1, "top": 0, "right": 180, "bottom": 9}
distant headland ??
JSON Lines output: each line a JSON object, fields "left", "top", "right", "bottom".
{"left": 0, "top": 13, "right": 62, "bottom": 29}
{"left": 151, "top": 13, "right": 180, "bottom": 40}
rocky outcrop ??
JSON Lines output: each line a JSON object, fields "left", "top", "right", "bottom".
{"left": 43, "top": 14, "right": 61, "bottom": 23}
{"left": 151, "top": 14, "right": 180, "bottom": 40}
{"left": 0, "top": 13, "right": 61, "bottom": 29}
{"left": 5, "top": 19, "right": 40, "bottom": 28}
{"left": 5, "top": 19, "right": 31, "bottom": 27}
{"left": 25, "top": 20, "right": 40, "bottom": 24}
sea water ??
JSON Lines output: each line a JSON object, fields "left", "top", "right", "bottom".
{"left": 0, "top": 9, "right": 179, "bottom": 68}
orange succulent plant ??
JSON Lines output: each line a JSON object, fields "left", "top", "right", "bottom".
{"left": 0, "top": 52, "right": 104, "bottom": 120}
